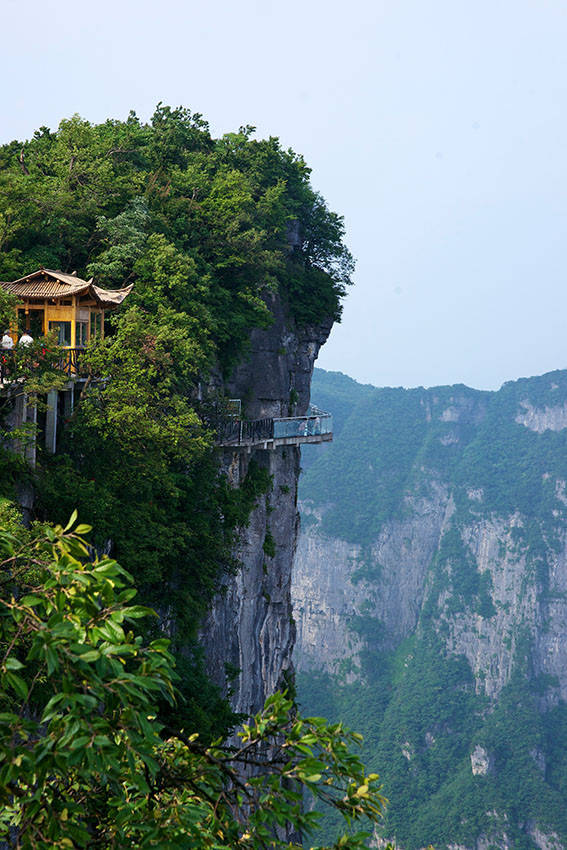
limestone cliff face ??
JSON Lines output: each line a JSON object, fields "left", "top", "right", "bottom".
{"left": 293, "top": 369, "right": 567, "bottom": 850}
{"left": 200, "top": 294, "right": 331, "bottom": 717}
{"left": 295, "top": 495, "right": 567, "bottom": 704}
{"left": 294, "top": 482, "right": 451, "bottom": 676}
{"left": 294, "top": 405, "right": 567, "bottom": 706}
{"left": 293, "top": 505, "right": 366, "bottom": 677}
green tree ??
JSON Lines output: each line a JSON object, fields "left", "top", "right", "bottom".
{"left": 0, "top": 106, "right": 352, "bottom": 366}
{"left": 0, "top": 511, "right": 388, "bottom": 849}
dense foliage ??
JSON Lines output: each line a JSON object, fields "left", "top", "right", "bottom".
{"left": 298, "top": 368, "right": 567, "bottom": 849}
{"left": 0, "top": 509, "right": 389, "bottom": 849}
{"left": 0, "top": 106, "right": 353, "bottom": 363}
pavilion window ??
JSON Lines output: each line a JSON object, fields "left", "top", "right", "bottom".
{"left": 90, "top": 313, "right": 102, "bottom": 338}
{"left": 49, "top": 320, "right": 72, "bottom": 347}
{"left": 76, "top": 321, "right": 88, "bottom": 347}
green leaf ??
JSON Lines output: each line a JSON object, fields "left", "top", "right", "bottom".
{"left": 69, "top": 735, "right": 91, "bottom": 750}
{"left": 77, "top": 649, "right": 100, "bottom": 663}
{"left": 45, "top": 646, "right": 58, "bottom": 675}
{"left": 124, "top": 605, "right": 154, "bottom": 619}
{"left": 63, "top": 509, "right": 78, "bottom": 532}
{"left": 5, "top": 672, "right": 28, "bottom": 699}
{"left": 20, "top": 595, "right": 43, "bottom": 607}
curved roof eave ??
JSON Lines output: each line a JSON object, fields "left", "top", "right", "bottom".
{"left": 0, "top": 269, "right": 133, "bottom": 308}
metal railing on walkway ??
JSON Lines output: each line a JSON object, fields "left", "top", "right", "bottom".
{"left": 216, "top": 411, "right": 332, "bottom": 447}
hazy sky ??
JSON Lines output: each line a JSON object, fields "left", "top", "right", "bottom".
{"left": 2, "top": 0, "right": 567, "bottom": 390}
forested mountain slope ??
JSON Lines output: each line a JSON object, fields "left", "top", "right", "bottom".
{"left": 294, "top": 368, "right": 567, "bottom": 850}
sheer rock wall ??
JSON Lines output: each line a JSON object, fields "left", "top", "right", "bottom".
{"left": 200, "top": 294, "right": 332, "bottom": 716}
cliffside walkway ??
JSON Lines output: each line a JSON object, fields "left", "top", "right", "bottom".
{"left": 217, "top": 409, "right": 332, "bottom": 450}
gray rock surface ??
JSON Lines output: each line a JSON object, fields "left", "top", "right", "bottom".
{"left": 201, "top": 296, "right": 331, "bottom": 717}
{"left": 470, "top": 745, "right": 494, "bottom": 776}
{"left": 293, "top": 475, "right": 567, "bottom": 707}
{"left": 516, "top": 401, "right": 567, "bottom": 433}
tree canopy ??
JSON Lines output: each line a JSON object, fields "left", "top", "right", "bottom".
{"left": 0, "top": 106, "right": 353, "bottom": 367}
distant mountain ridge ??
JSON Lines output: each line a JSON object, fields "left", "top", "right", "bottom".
{"left": 294, "top": 367, "right": 567, "bottom": 849}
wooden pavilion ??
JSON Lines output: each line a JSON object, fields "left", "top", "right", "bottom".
{"left": 0, "top": 268, "right": 133, "bottom": 347}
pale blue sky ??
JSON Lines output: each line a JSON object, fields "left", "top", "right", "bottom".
{"left": 2, "top": 0, "right": 567, "bottom": 390}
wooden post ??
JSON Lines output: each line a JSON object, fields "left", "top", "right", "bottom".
{"left": 8, "top": 314, "right": 17, "bottom": 345}
{"left": 101, "top": 310, "right": 105, "bottom": 339}
{"left": 71, "top": 296, "right": 77, "bottom": 349}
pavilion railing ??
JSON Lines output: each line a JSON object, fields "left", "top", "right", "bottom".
{"left": 0, "top": 347, "right": 87, "bottom": 383}
{"left": 57, "top": 348, "right": 85, "bottom": 376}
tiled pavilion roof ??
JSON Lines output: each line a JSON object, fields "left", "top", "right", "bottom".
{"left": 0, "top": 269, "right": 133, "bottom": 307}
